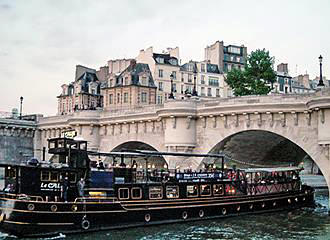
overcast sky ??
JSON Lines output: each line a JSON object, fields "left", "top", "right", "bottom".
{"left": 1, "top": 0, "right": 329, "bottom": 116}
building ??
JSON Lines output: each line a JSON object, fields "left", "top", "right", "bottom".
{"left": 204, "top": 41, "right": 247, "bottom": 73}
{"left": 101, "top": 60, "right": 157, "bottom": 109}
{"left": 136, "top": 47, "right": 181, "bottom": 104}
{"left": 57, "top": 65, "right": 103, "bottom": 115}
{"left": 291, "top": 74, "right": 314, "bottom": 94}
{"left": 180, "top": 60, "right": 227, "bottom": 98}
{"left": 272, "top": 63, "right": 292, "bottom": 94}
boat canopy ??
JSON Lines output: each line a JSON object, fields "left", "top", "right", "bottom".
{"left": 244, "top": 167, "right": 302, "bottom": 173}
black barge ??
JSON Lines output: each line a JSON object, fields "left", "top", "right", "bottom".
{"left": 0, "top": 137, "right": 314, "bottom": 237}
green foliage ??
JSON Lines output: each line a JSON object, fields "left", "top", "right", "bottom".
{"left": 225, "top": 49, "right": 276, "bottom": 96}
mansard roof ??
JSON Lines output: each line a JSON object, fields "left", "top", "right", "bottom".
{"left": 153, "top": 53, "right": 179, "bottom": 66}
{"left": 206, "top": 63, "right": 220, "bottom": 74}
{"left": 180, "top": 61, "right": 197, "bottom": 72}
{"left": 104, "top": 62, "right": 156, "bottom": 88}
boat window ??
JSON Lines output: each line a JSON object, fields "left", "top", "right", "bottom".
{"left": 49, "top": 141, "right": 55, "bottom": 149}
{"left": 58, "top": 139, "right": 65, "bottom": 148}
{"left": 118, "top": 188, "right": 129, "bottom": 200}
{"left": 200, "top": 184, "right": 211, "bottom": 196}
{"left": 41, "top": 171, "right": 50, "bottom": 181}
{"left": 187, "top": 185, "right": 198, "bottom": 197}
{"left": 166, "top": 186, "right": 179, "bottom": 198}
{"left": 213, "top": 184, "right": 224, "bottom": 196}
{"left": 50, "top": 172, "right": 59, "bottom": 182}
{"left": 6, "top": 167, "right": 16, "bottom": 179}
{"left": 149, "top": 186, "right": 163, "bottom": 199}
{"left": 131, "top": 187, "right": 142, "bottom": 199}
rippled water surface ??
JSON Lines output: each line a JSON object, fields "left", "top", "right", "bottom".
{"left": 1, "top": 190, "right": 329, "bottom": 240}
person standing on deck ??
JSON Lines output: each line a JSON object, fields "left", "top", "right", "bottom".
{"left": 77, "top": 177, "right": 85, "bottom": 197}
{"left": 62, "top": 176, "right": 69, "bottom": 202}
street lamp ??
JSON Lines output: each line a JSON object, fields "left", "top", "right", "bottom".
{"left": 169, "top": 73, "right": 175, "bottom": 99}
{"left": 317, "top": 55, "right": 325, "bottom": 88}
{"left": 19, "top": 96, "right": 23, "bottom": 120}
{"left": 192, "top": 66, "right": 198, "bottom": 96}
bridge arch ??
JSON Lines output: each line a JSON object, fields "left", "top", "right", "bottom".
{"left": 199, "top": 127, "right": 330, "bottom": 191}
{"left": 109, "top": 141, "right": 167, "bottom": 169}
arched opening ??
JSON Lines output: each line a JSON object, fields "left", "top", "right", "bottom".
{"left": 108, "top": 141, "right": 167, "bottom": 170}
{"left": 200, "top": 130, "right": 326, "bottom": 189}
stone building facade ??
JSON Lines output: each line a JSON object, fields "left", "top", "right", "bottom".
{"left": 102, "top": 60, "right": 157, "bottom": 109}
{"left": 204, "top": 40, "right": 247, "bottom": 73}
{"left": 57, "top": 65, "right": 103, "bottom": 115}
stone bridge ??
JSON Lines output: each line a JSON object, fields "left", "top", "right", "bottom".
{"left": 36, "top": 90, "right": 330, "bottom": 191}
{"left": 0, "top": 117, "right": 38, "bottom": 163}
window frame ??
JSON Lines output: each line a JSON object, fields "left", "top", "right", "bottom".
{"left": 213, "top": 184, "right": 224, "bottom": 196}
{"left": 131, "top": 187, "right": 142, "bottom": 200}
{"left": 118, "top": 188, "right": 130, "bottom": 200}
{"left": 200, "top": 184, "right": 211, "bottom": 196}
{"left": 149, "top": 186, "right": 163, "bottom": 200}
{"left": 187, "top": 185, "right": 199, "bottom": 198}
{"left": 166, "top": 185, "right": 179, "bottom": 199}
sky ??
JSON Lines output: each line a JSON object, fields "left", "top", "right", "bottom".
{"left": 0, "top": 0, "right": 329, "bottom": 116}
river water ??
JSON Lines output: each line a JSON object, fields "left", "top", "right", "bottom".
{"left": 1, "top": 190, "right": 329, "bottom": 240}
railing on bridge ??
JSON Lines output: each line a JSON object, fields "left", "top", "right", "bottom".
{"left": 0, "top": 111, "right": 13, "bottom": 119}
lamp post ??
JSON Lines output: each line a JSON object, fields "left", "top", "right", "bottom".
{"left": 19, "top": 96, "right": 23, "bottom": 120}
{"left": 192, "top": 67, "right": 198, "bottom": 96}
{"left": 169, "top": 73, "right": 175, "bottom": 99}
{"left": 317, "top": 55, "right": 325, "bottom": 88}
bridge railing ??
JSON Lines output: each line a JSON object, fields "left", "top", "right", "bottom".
{"left": 0, "top": 111, "right": 13, "bottom": 119}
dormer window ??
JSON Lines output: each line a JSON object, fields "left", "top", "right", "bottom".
{"left": 169, "top": 58, "right": 177, "bottom": 65}
{"left": 141, "top": 76, "right": 147, "bottom": 86}
{"left": 124, "top": 77, "right": 129, "bottom": 85}
{"left": 156, "top": 57, "right": 164, "bottom": 64}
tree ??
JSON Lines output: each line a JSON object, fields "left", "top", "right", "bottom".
{"left": 225, "top": 49, "right": 276, "bottom": 96}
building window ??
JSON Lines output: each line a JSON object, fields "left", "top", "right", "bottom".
{"left": 187, "top": 185, "right": 198, "bottom": 197}
{"left": 201, "top": 64, "right": 205, "bottom": 72}
{"left": 141, "top": 92, "right": 147, "bottom": 103}
{"left": 159, "top": 69, "right": 163, "bottom": 78}
{"left": 208, "top": 88, "right": 212, "bottom": 96}
{"left": 141, "top": 77, "right": 147, "bottom": 86}
{"left": 157, "top": 95, "right": 163, "bottom": 104}
{"left": 124, "top": 77, "right": 129, "bottom": 85}
{"left": 109, "top": 94, "right": 113, "bottom": 104}
{"left": 228, "top": 46, "right": 241, "bottom": 54}
{"left": 117, "top": 93, "right": 121, "bottom": 103}
{"left": 208, "top": 77, "right": 219, "bottom": 86}
{"left": 171, "top": 71, "right": 176, "bottom": 79}
{"left": 159, "top": 82, "right": 163, "bottom": 91}
{"left": 149, "top": 186, "right": 163, "bottom": 199}
{"left": 173, "top": 83, "right": 177, "bottom": 92}
{"left": 216, "top": 89, "right": 220, "bottom": 97}
{"left": 201, "top": 75, "right": 205, "bottom": 84}
{"left": 188, "top": 74, "right": 192, "bottom": 83}
{"left": 166, "top": 186, "right": 179, "bottom": 198}
{"left": 201, "top": 87, "right": 205, "bottom": 96}
{"left": 181, "top": 73, "right": 184, "bottom": 82}
{"left": 124, "top": 93, "right": 128, "bottom": 103}
{"left": 237, "top": 57, "right": 240, "bottom": 63}
{"left": 181, "top": 85, "right": 184, "bottom": 94}
{"left": 156, "top": 57, "right": 164, "bottom": 64}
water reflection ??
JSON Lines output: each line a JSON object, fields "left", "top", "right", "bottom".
{"left": 2, "top": 190, "right": 329, "bottom": 240}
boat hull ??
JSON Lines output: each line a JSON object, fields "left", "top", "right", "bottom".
{"left": 0, "top": 188, "right": 314, "bottom": 237}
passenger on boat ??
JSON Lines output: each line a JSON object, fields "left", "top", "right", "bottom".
{"left": 97, "top": 160, "right": 105, "bottom": 169}
{"left": 62, "top": 176, "right": 69, "bottom": 202}
{"left": 77, "top": 178, "right": 85, "bottom": 197}
{"left": 3, "top": 183, "right": 15, "bottom": 193}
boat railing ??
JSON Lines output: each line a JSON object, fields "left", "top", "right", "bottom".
{"left": 1, "top": 193, "right": 44, "bottom": 202}
{"left": 74, "top": 196, "right": 118, "bottom": 203}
